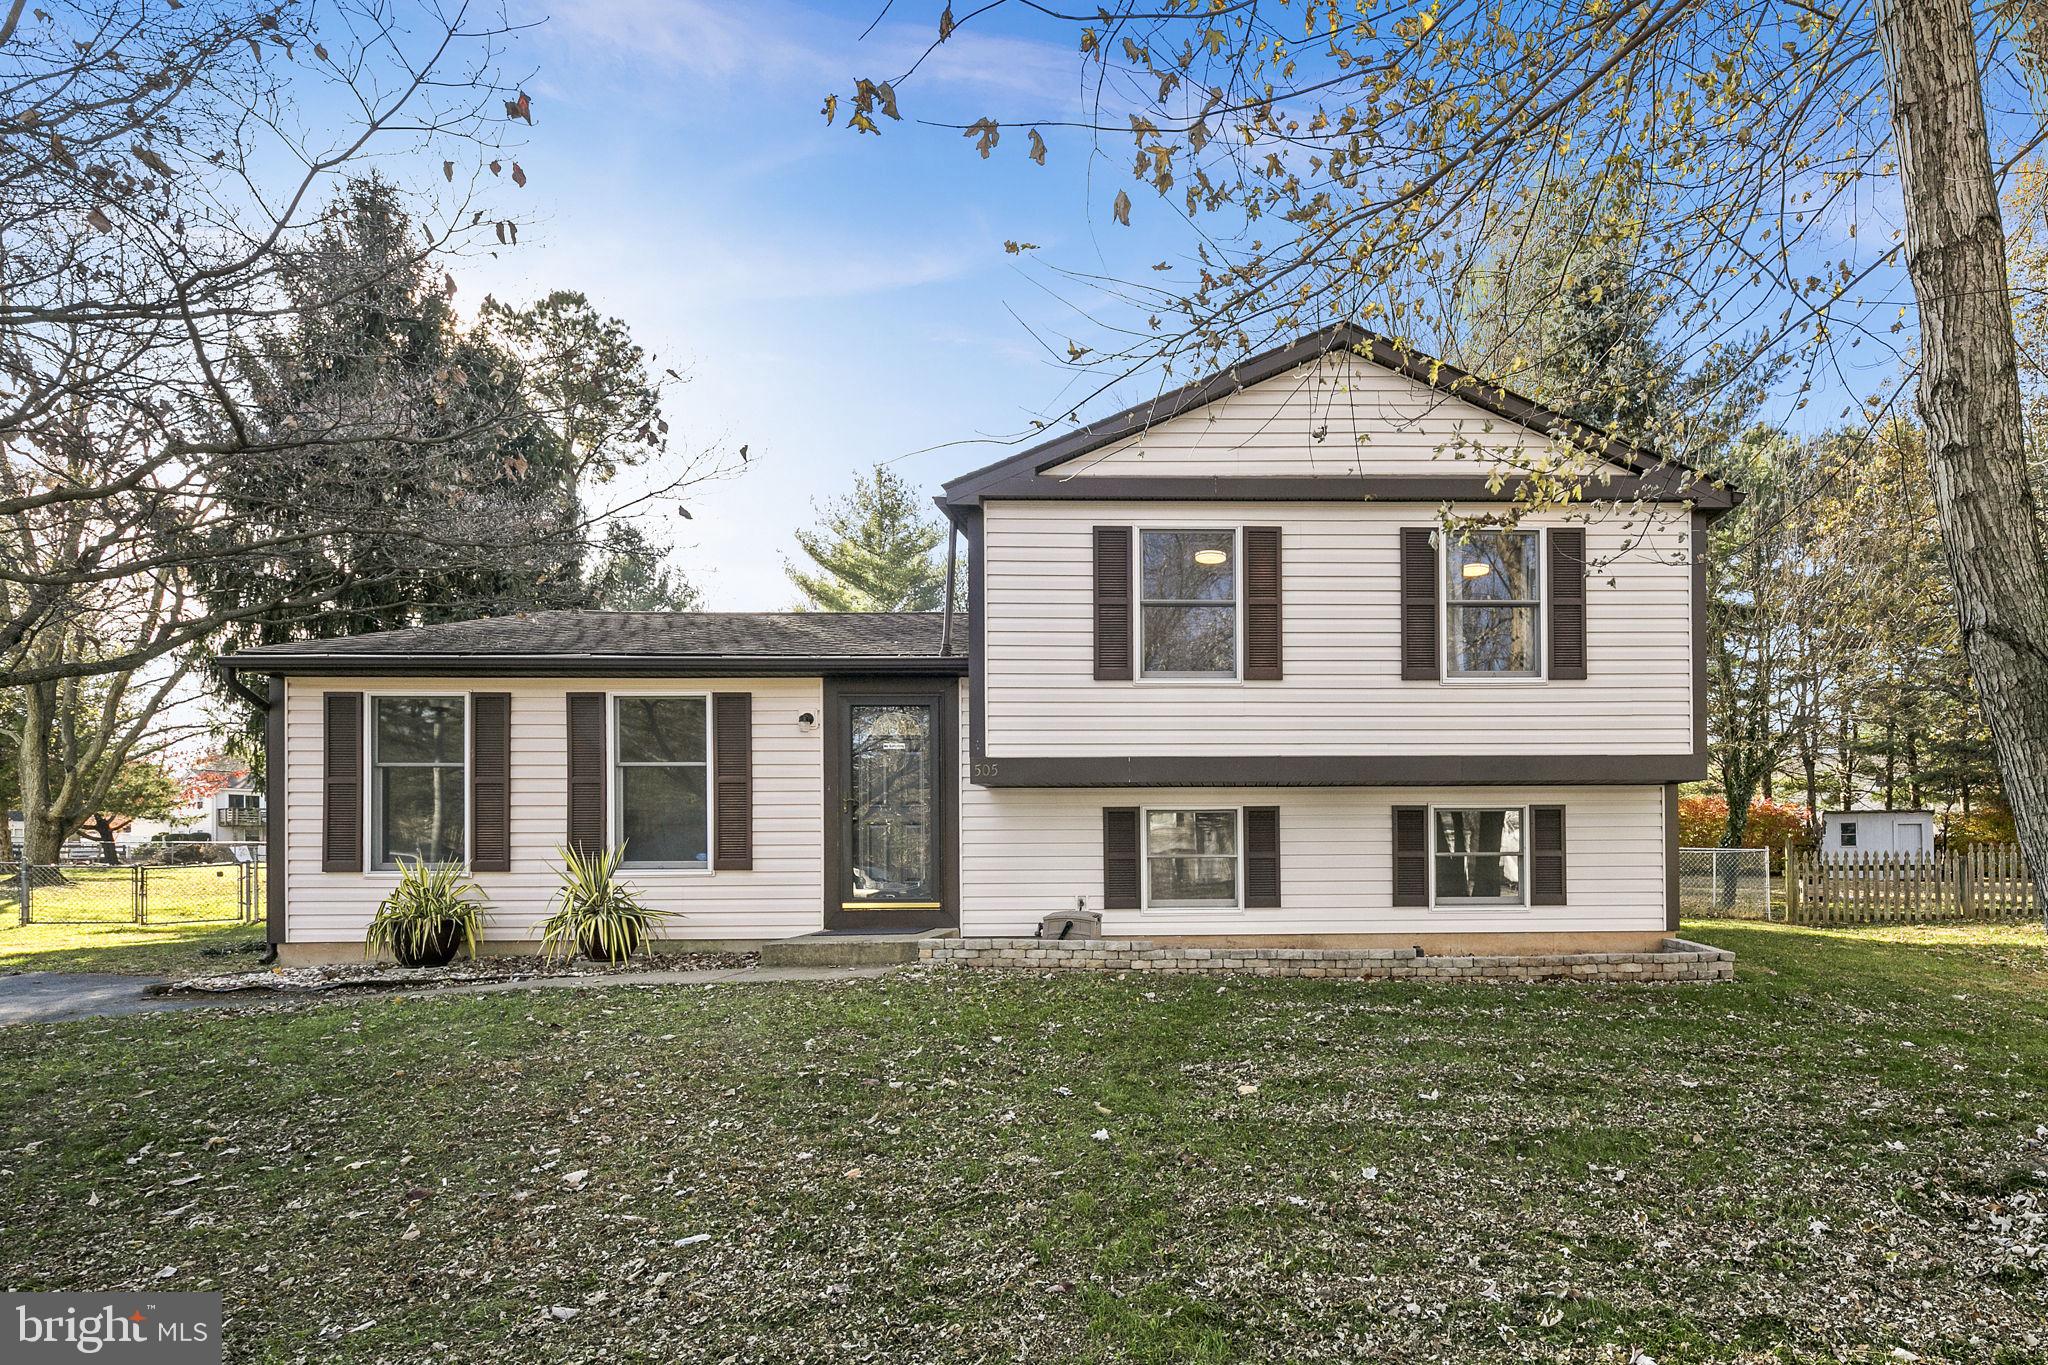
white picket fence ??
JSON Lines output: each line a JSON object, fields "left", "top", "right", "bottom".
{"left": 1785, "top": 845, "right": 2039, "bottom": 926}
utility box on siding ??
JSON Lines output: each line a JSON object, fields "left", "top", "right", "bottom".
{"left": 1821, "top": 810, "right": 1936, "bottom": 856}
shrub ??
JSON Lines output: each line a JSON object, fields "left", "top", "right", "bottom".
{"left": 1679, "top": 795, "right": 1816, "bottom": 870}
{"left": 366, "top": 860, "right": 485, "bottom": 963}
{"left": 540, "top": 845, "right": 669, "bottom": 963}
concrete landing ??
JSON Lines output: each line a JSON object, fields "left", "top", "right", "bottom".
{"left": 758, "top": 932, "right": 933, "bottom": 968}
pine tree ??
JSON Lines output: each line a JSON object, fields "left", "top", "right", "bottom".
{"left": 785, "top": 466, "right": 950, "bottom": 612}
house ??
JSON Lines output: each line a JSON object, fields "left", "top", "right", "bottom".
{"left": 221, "top": 325, "right": 1740, "bottom": 965}
{"left": 1821, "top": 810, "right": 1936, "bottom": 856}
{"left": 124, "top": 758, "right": 265, "bottom": 846}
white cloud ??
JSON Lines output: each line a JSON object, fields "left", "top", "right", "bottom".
{"left": 547, "top": 0, "right": 1082, "bottom": 107}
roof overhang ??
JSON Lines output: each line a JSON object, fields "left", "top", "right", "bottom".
{"left": 220, "top": 653, "right": 969, "bottom": 678}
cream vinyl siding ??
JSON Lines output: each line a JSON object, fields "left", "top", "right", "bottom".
{"left": 1053, "top": 353, "right": 1587, "bottom": 479}
{"left": 955, "top": 729, "right": 1667, "bottom": 939}
{"left": 981, "top": 500, "right": 1693, "bottom": 756}
{"left": 282, "top": 676, "right": 824, "bottom": 945}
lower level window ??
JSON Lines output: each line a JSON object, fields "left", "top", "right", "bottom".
{"left": 373, "top": 696, "right": 466, "bottom": 868}
{"left": 1434, "top": 808, "right": 1524, "bottom": 905}
{"left": 615, "top": 696, "right": 709, "bottom": 867}
{"left": 1146, "top": 809, "right": 1240, "bottom": 908}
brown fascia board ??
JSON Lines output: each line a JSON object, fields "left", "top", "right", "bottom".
{"left": 218, "top": 653, "right": 968, "bottom": 677}
{"left": 939, "top": 322, "right": 1744, "bottom": 509}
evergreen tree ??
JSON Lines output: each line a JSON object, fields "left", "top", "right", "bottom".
{"left": 786, "top": 466, "right": 951, "bottom": 612}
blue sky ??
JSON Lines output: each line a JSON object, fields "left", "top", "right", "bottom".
{"left": 446, "top": 0, "right": 1184, "bottom": 608}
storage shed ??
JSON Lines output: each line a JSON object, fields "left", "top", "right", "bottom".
{"left": 1821, "top": 810, "right": 1936, "bottom": 856}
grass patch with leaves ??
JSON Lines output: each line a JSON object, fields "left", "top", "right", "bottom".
{"left": 0, "top": 918, "right": 267, "bottom": 977}
{"left": 2, "top": 920, "right": 2045, "bottom": 1362}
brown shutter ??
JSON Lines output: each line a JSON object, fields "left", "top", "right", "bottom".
{"left": 565, "top": 692, "right": 607, "bottom": 855}
{"left": 1093, "top": 525, "right": 1133, "bottom": 681}
{"left": 1548, "top": 527, "right": 1588, "bottom": 681}
{"left": 1243, "top": 526, "right": 1283, "bottom": 681}
{"left": 321, "top": 692, "right": 363, "bottom": 873}
{"left": 1400, "top": 527, "right": 1440, "bottom": 680}
{"left": 712, "top": 692, "right": 753, "bottom": 871}
{"left": 1392, "top": 804, "right": 1429, "bottom": 906}
{"left": 1244, "top": 805, "right": 1281, "bottom": 907}
{"left": 469, "top": 693, "right": 511, "bottom": 872}
{"left": 1103, "top": 807, "right": 1140, "bottom": 909}
{"left": 1530, "top": 804, "right": 1568, "bottom": 905}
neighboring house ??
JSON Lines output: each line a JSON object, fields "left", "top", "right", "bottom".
{"left": 1821, "top": 810, "right": 1936, "bottom": 856}
{"left": 129, "top": 761, "right": 265, "bottom": 845}
{"left": 222, "top": 325, "right": 1740, "bottom": 964}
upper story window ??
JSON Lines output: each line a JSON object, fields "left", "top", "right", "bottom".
{"left": 1446, "top": 530, "right": 1542, "bottom": 678}
{"left": 372, "top": 696, "right": 465, "bottom": 868}
{"left": 614, "top": 696, "right": 710, "bottom": 869}
{"left": 1433, "top": 807, "right": 1524, "bottom": 905}
{"left": 1140, "top": 529, "right": 1237, "bottom": 678}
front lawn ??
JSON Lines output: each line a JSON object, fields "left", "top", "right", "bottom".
{"left": 2, "top": 921, "right": 2044, "bottom": 1363}
{"left": 0, "top": 919, "right": 267, "bottom": 978}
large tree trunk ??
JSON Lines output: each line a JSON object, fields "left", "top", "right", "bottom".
{"left": 1877, "top": 0, "right": 2048, "bottom": 917}
{"left": 15, "top": 683, "right": 62, "bottom": 867}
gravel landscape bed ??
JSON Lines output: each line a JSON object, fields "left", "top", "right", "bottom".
{"left": 168, "top": 951, "right": 762, "bottom": 994}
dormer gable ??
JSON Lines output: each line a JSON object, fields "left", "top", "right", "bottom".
{"left": 941, "top": 324, "right": 1739, "bottom": 511}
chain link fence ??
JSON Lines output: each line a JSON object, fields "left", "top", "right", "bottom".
{"left": 1678, "top": 846, "right": 1774, "bottom": 921}
{"left": 4, "top": 861, "right": 263, "bottom": 927}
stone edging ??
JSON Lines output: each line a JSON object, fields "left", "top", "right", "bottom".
{"left": 919, "top": 936, "right": 1733, "bottom": 984}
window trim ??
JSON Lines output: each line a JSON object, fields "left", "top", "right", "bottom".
{"left": 1134, "top": 525, "right": 1243, "bottom": 683}
{"left": 1139, "top": 804, "right": 1245, "bottom": 912}
{"left": 1426, "top": 803, "right": 1530, "bottom": 910}
{"left": 610, "top": 691, "right": 716, "bottom": 874}
{"left": 364, "top": 690, "right": 471, "bottom": 874}
{"left": 1439, "top": 527, "right": 1548, "bottom": 684}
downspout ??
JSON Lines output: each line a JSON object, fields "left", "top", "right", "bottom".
{"left": 218, "top": 663, "right": 281, "bottom": 965}
{"left": 939, "top": 521, "right": 959, "bottom": 657}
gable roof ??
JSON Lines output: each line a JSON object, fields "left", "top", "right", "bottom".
{"left": 940, "top": 323, "right": 1739, "bottom": 510}
{"left": 221, "top": 611, "right": 966, "bottom": 676}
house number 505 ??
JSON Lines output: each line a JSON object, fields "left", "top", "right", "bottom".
{"left": 971, "top": 761, "right": 1001, "bottom": 779}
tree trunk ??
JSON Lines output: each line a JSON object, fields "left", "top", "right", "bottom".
{"left": 1877, "top": 0, "right": 2048, "bottom": 919}
{"left": 92, "top": 814, "right": 119, "bottom": 865}
{"left": 15, "top": 683, "right": 62, "bottom": 867}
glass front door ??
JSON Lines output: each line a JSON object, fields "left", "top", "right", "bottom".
{"left": 847, "top": 703, "right": 937, "bottom": 907}
{"left": 827, "top": 683, "right": 955, "bottom": 931}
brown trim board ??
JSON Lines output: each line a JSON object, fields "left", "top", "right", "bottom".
{"left": 946, "top": 473, "right": 1734, "bottom": 510}
{"left": 1665, "top": 783, "right": 1682, "bottom": 932}
{"left": 265, "top": 675, "right": 286, "bottom": 946}
{"left": 967, "top": 752, "right": 1706, "bottom": 788}
{"left": 1692, "top": 512, "right": 1709, "bottom": 761}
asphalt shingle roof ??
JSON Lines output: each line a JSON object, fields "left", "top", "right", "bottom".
{"left": 224, "top": 611, "right": 964, "bottom": 663}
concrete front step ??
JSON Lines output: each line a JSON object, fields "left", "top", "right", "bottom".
{"left": 758, "top": 932, "right": 937, "bottom": 968}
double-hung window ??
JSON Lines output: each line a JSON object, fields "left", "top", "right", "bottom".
{"left": 1139, "top": 529, "right": 1237, "bottom": 678}
{"left": 1433, "top": 808, "right": 1525, "bottom": 905}
{"left": 614, "top": 696, "right": 710, "bottom": 868}
{"left": 1445, "top": 530, "right": 1542, "bottom": 677}
{"left": 372, "top": 696, "right": 466, "bottom": 868}
{"left": 1145, "top": 809, "right": 1240, "bottom": 908}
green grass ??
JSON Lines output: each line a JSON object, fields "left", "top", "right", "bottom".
{"left": 0, "top": 864, "right": 261, "bottom": 976}
{"left": 0, "top": 917, "right": 268, "bottom": 977}
{"left": 3, "top": 920, "right": 2046, "bottom": 1362}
